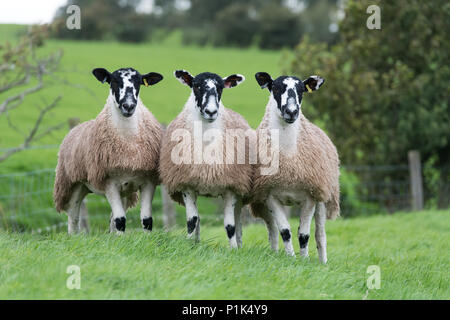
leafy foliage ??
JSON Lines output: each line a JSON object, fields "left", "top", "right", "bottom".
{"left": 285, "top": 0, "right": 450, "bottom": 168}
{"left": 51, "top": 0, "right": 151, "bottom": 42}
{"left": 258, "top": 3, "right": 302, "bottom": 49}
{"left": 50, "top": 0, "right": 340, "bottom": 49}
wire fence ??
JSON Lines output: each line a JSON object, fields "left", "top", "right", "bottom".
{"left": 340, "top": 165, "right": 411, "bottom": 216}
{"left": 0, "top": 169, "right": 149, "bottom": 233}
{"left": 0, "top": 164, "right": 448, "bottom": 233}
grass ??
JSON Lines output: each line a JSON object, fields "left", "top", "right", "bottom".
{"left": 0, "top": 209, "right": 449, "bottom": 299}
{"left": 0, "top": 25, "right": 448, "bottom": 300}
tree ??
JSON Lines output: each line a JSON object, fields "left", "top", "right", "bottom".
{"left": 51, "top": 0, "right": 152, "bottom": 42}
{"left": 258, "top": 2, "right": 303, "bottom": 49}
{"left": 0, "top": 26, "right": 66, "bottom": 162}
{"left": 286, "top": 0, "right": 450, "bottom": 168}
{"left": 213, "top": 3, "right": 258, "bottom": 47}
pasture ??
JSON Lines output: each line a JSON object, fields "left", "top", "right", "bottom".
{"left": 0, "top": 209, "right": 449, "bottom": 299}
{"left": 0, "top": 25, "right": 449, "bottom": 300}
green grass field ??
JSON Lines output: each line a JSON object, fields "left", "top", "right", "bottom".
{"left": 0, "top": 209, "right": 449, "bottom": 299}
{"left": 1, "top": 25, "right": 449, "bottom": 300}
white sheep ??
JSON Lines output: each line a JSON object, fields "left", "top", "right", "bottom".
{"left": 159, "top": 70, "right": 253, "bottom": 248}
{"left": 54, "top": 67, "right": 163, "bottom": 234}
{"left": 250, "top": 72, "right": 340, "bottom": 263}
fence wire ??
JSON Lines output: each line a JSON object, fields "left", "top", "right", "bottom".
{"left": 0, "top": 165, "right": 448, "bottom": 233}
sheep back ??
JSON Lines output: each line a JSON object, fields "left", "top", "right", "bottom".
{"left": 159, "top": 107, "right": 253, "bottom": 205}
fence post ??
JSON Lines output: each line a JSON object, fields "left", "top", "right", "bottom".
{"left": 408, "top": 150, "right": 424, "bottom": 211}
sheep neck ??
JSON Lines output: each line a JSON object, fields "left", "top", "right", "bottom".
{"left": 106, "top": 92, "right": 140, "bottom": 137}
{"left": 266, "top": 93, "right": 300, "bottom": 157}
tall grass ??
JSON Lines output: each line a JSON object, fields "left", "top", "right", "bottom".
{"left": 0, "top": 209, "right": 448, "bottom": 299}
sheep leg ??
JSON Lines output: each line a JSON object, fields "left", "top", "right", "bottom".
{"left": 298, "top": 197, "right": 316, "bottom": 258}
{"left": 223, "top": 191, "right": 238, "bottom": 249}
{"left": 234, "top": 201, "right": 243, "bottom": 248}
{"left": 109, "top": 197, "right": 128, "bottom": 232}
{"left": 78, "top": 200, "right": 90, "bottom": 233}
{"left": 140, "top": 181, "right": 156, "bottom": 232}
{"left": 182, "top": 189, "right": 200, "bottom": 241}
{"left": 257, "top": 202, "right": 279, "bottom": 251}
{"left": 105, "top": 182, "right": 127, "bottom": 234}
{"left": 267, "top": 219, "right": 279, "bottom": 251}
{"left": 315, "top": 202, "right": 327, "bottom": 264}
{"left": 67, "top": 184, "right": 88, "bottom": 234}
{"left": 267, "top": 196, "right": 295, "bottom": 256}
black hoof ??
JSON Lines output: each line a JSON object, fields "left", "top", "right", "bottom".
{"left": 187, "top": 216, "right": 198, "bottom": 234}
{"left": 225, "top": 224, "right": 235, "bottom": 239}
{"left": 115, "top": 217, "right": 126, "bottom": 232}
{"left": 280, "top": 229, "right": 291, "bottom": 242}
{"left": 299, "top": 233, "right": 310, "bottom": 248}
{"left": 142, "top": 217, "right": 153, "bottom": 231}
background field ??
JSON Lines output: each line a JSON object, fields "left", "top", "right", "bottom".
{"left": 0, "top": 22, "right": 449, "bottom": 300}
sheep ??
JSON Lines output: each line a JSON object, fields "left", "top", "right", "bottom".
{"left": 159, "top": 70, "right": 253, "bottom": 248}
{"left": 53, "top": 67, "right": 164, "bottom": 234}
{"left": 250, "top": 72, "right": 340, "bottom": 263}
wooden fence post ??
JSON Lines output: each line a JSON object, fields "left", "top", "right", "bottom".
{"left": 408, "top": 150, "right": 424, "bottom": 211}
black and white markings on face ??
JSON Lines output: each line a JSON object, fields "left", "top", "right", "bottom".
{"left": 110, "top": 68, "right": 142, "bottom": 118}
{"left": 175, "top": 70, "right": 245, "bottom": 122}
{"left": 271, "top": 76, "right": 304, "bottom": 124}
{"left": 191, "top": 72, "right": 225, "bottom": 122}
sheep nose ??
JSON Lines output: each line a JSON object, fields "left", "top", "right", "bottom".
{"left": 205, "top": 109, "right": 217, "bottom": 117}
{"left": 284, "top": 108, "right": 299, "bottom": 123}
{"left": 286, "top": 108, "right": 298, "bottom": 118}
{"left": 122, "top": 103, "right": 136, "bottom": 111}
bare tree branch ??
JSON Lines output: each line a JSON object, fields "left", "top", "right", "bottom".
{"left": 0, "top": 96, "right": 62, "bottom": 162}
{"left": 0, "top": 74, "right": 30, "bottom": 94}
{"left": 0, "top": 26, "right": 67, "bottom": 163}
{"left": 0, "top": 80, "right": 44, "bottom": 116}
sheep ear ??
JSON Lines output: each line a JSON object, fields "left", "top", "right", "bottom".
{"left": 255, "top": 72, "right": 273, "bottom": 91}
{"left": 92, "top": 68, "right": 111, "bottom": 84}
{"left": 174, "top": 70, "right": 193, "bottom": 87}
{"left": 223, "top": 74, "right": 245, "bottom": 89}
{"left": 303, "top": 75, "right": 325, "bottom": 93}
{"left": 141, "top": 72, "right": 163, "bottom": 87}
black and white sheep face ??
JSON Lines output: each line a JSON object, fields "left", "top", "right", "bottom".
{"left": 255, "top": 72, "right": 324, "bottom": 124}
{"left": 92, "top": 67, "right": 163, "bottom": 118}
{"left": 174, "top": 70, "right": 245, "bottom": 122}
